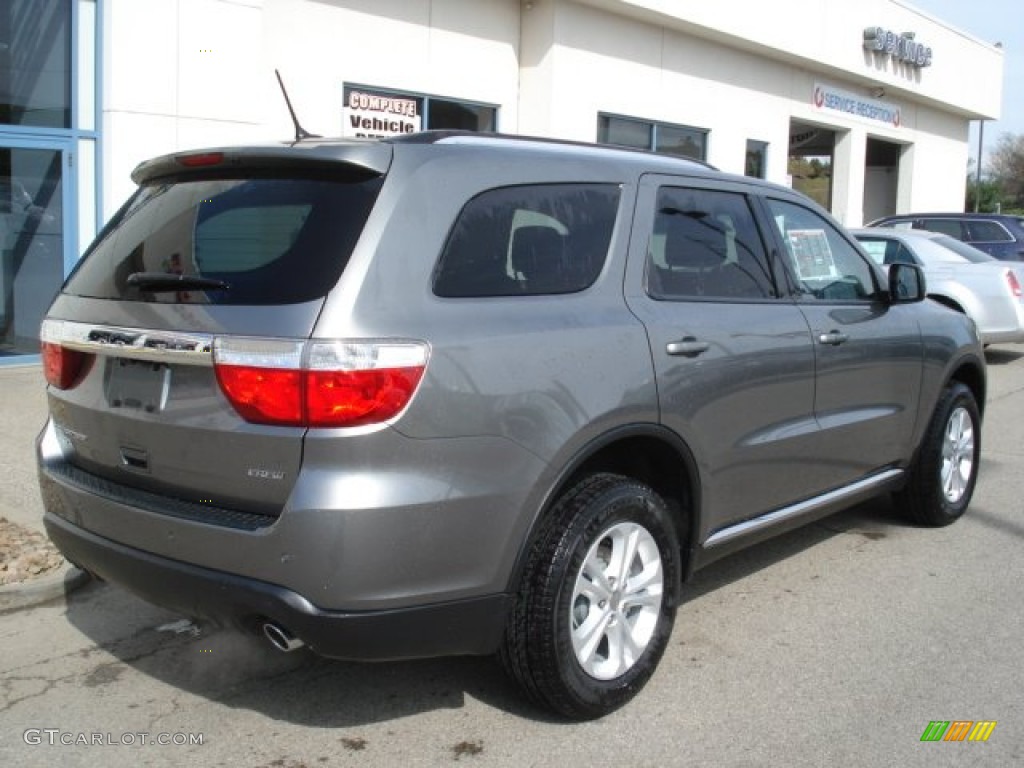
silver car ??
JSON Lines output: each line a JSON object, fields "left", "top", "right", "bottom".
{"left": 852, "top": 228, "right": 1024, "bottom": 344}
{"left": 38, "top": 133, "right": 985, "bottom": 719}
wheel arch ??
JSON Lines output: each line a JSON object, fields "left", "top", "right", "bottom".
{"left": 506, "top": 425, "right": 703, "bottom": 594}
{"left": 948, "top": 356, "right": 987, "bottom": 419}
{"left": 927, "top": 292, "right": 967, "bottom": 316}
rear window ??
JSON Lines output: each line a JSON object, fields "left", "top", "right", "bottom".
{"left": 433, "top": 183, "right": 620, "bottom": 297}
{"left": 931, "top": 235, "right": 996, "bottom": 263}
{"left": 965, "top": 220, "right": 1013, "bottom": 243}
{"left": 64, "top": 172, "right": 383, "bottom": 305}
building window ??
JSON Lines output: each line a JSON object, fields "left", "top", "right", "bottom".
{"left": 598, "top": 114, "right": 708, "bottom": 162}
{"left": 0, "top": 0, "right": 72, "bottom": 128}
{"left": 0, "top": 0, "right": 92, "bottom": 358}
{"left": 746, "top": 140, "right": 768, "bottom": 179}
{"left": 428, "top": 98, "right": 495, "bottom": 131}
{"left": 343, "top": 85, "right": 496, "bottom": 139}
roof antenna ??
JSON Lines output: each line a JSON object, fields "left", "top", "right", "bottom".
{"left": 275, "top": 69, "right": 320, "bottom": 142}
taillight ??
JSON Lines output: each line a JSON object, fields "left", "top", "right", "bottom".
{"left": 1006, "top": 269, "right": 1022, "bottom": 299}
{"left": 213, "top": 338, "right": 429, "bottom": 428}
{"left": 175, "top": 151, "right": 224, "bottom": 168}
{"left": 40, "top": 319, "right": 92, "bottom": 389}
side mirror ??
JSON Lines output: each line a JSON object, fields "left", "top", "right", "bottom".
{"left": 888, "top": 262, "right": 926, "bottom": 303}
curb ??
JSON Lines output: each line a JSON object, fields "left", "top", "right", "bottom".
{"left": 0, "top": 564, "right": 91, "bottom": 614}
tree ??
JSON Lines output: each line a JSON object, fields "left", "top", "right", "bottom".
{"left": 987, "top": 132, "right": 1024, "bottom": 211}
{"left": 965, "top": 176, "right": 1002, "bottom": 213}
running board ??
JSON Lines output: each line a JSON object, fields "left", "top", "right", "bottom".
{"left": 704, "top": 468, "right": 904, "bottom": 549}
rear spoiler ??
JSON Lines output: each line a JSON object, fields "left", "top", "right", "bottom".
{"left": 131, "top": 141, "right": 393, "bottom": 184}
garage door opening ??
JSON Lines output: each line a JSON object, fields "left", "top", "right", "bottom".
{"left": 789, "top": 121, "right": 836, "bottom": 210}
{"left": 863, "top": 138, "right": 901, "bottom": 223}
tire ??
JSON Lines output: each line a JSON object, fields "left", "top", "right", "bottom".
{"left": 500, "top": 473, "right": 681, "bottom": 720}
{"left": 897, "top": 381, "right": 981, "bottom": 527}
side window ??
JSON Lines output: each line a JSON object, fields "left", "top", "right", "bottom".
{"left": 766, "top": 198, "right": 879, "bottom": 302}
{"left": 433, "top": 184, "right": 620, "bottom": 297}
{"left": 918, "top": 218, "right": 965, "bottom": 239}
{"left": 857, "top": 237, "right": 916, "bottom": 266}
{"left": 647, "top": 187, "right": 775, "bottom": 300}
{"left": 966, "top": 220, "right": 1013, "bottom": 243}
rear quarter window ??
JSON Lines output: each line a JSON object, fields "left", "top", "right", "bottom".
{"left": 433, "top": 184, "right": 620, "bottom": 297}
{"left": 965, "top": 220, "right": 1013, "bottom": 243}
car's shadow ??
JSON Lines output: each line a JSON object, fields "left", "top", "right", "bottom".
{"left": 984, "top": 345, "right": 1024, "bottom": 365}
{"left": 61, "top": 495, "right": 905, "bottom": 725}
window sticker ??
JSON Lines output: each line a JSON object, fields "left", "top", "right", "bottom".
{"left": 787, "top": 229, "right": 837, "bottom": 280}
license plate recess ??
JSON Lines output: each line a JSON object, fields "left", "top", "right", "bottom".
{"left": 104, "top": 359, "right": 171, "bottom": 413}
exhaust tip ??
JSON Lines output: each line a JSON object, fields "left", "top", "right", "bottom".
{"left": 262, "top": 621, "right": 305, "bottom": 652}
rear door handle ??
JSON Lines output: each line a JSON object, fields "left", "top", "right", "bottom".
{"left": 818, "top": 330, "right": 849, "bottom": 346}
{"left": 666, "top": 337, "right": 710, "bottom": 357}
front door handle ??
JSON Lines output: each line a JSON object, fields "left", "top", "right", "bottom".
{"left": 818, "top": 330, "right": 849, "bottom": 346}
{"left": 666, "top": 337, "right": 710, "bottom": 357}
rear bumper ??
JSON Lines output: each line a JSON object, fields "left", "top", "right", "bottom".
{"left": 37, "top": 417, "right": 541, "bottom": 611}
{"left": 45, "top": 512, "right": 511, "bottom": 661}
{"left": 978, "top": 323, "right": 1024, "bottom": 345}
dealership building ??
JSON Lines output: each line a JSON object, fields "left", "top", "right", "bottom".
{"left": 0, "top": 0, "right": 1005, "bottom": 358}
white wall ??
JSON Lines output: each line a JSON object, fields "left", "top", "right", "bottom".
{"left": 521, "top": 0, "right": 985, "bottom": 223}
{"left": 537, "top": 2, "right": 797, "bottom": 182}
{"left": 100, "top": 0, "right": 997, "bottom": 223}
{"left": 576, "top": 0, "right": 1004, "bottom": 121}
{"left": 101, "top": 0, "right": 520, "bottom": 218}
{"left": 103, "top": 0, "right": 266, "bottom": 216}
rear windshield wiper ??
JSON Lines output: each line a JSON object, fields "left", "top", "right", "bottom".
{"left": 126, "top": 272, "right": 230, "bottom": 292}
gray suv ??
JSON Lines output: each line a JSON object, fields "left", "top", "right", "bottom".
{"left": 38, "top": 132, "right": 985, "bottom": 719}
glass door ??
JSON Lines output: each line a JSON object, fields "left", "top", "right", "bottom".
{"left": 0, "top": 143, "right": 68, "bottom": 356}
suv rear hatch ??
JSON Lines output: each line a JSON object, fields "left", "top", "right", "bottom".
{"left": 41, "top": 143, "right": 390, "bottom": 521}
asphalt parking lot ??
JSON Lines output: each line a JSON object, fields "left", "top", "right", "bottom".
{"left": 1, "top": 347, "right": 1023, "bottom": 768}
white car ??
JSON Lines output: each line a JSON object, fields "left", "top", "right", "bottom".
{"left": 853, "top": 228, "right": 1024, "bottom": 345}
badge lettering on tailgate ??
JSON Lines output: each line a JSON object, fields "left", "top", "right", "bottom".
{"left": 247, "top": 468, "right": 286, "bottom": 481}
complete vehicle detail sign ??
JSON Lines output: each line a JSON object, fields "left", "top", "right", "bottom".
{"left": 813, "top": 83, "right": 901, "bottom": 128}
{"left": 343, "top": 86, "right": 422, "bottom": 138}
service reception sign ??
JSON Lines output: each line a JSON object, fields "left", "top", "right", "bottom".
{"left": 812, "top": 82, "right": 901, "bottom": 128}
{"left": 343, "top": 86, "right": 422, "bottom": 138}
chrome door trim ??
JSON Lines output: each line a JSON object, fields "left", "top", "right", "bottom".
{"left": 703, "top": 468, "right": 903, "bottom": 548}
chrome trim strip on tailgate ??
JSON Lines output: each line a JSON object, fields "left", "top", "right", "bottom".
{"left": 46, "top": 319, "right": 214, "bottom": 367}
{"left": 703, "top": 468, "right": 904, "bottom": 548}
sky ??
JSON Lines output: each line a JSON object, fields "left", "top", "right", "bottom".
{"left": 909, "top": 0, "right": 1022, "bottom": 168}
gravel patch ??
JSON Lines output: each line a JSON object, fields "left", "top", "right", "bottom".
{"left": 0, "top": 516, "right": 65, "bottom": 586}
